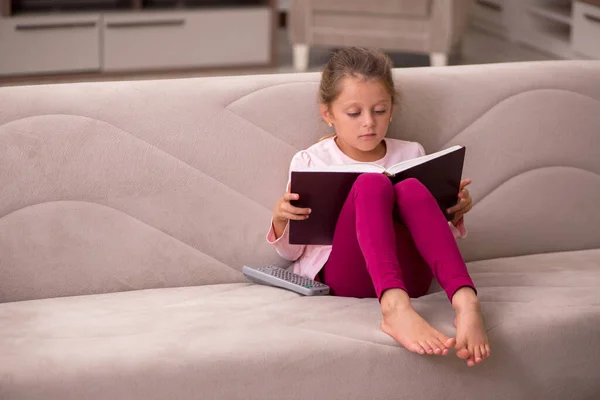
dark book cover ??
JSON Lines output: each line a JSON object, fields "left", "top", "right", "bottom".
{"left": 289, "top": 146, "right": 466, "bottom": 245}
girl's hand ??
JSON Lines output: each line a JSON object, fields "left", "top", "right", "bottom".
{"left": 272, "top": 184, "right": 312, "bottom": 240}
{"left": 273, "top": 184, "right": 312, "bottom": 223}
{"left": 447, "top": 179, "right": 473, "bottom": 226}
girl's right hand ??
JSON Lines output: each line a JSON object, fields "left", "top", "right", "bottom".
{"left": 273, "top": 185, "right": 311, "bottom": 223}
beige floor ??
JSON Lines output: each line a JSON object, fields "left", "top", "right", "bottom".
{"left": 0, "top": 25, "right": 557, "bottom": 87}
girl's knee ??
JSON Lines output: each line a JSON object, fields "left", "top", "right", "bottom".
{"left": 354, "top": 173, "right": 393, "bottom": 194}
{"left": 351, "top": 173, "right": 394, "bottom": 202}
{"left": 394, "top": 178, "right": 432, "bottom": 203}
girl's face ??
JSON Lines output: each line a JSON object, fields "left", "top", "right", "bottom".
{"left": 320, "top": 76, "right": 393, "bottom": 161}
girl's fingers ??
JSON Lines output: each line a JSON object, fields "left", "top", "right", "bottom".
{"left": 282, "top": 211, "right": 309, "bottom": 221}
{"left": 282, "top": 203, "right": 311, "bottom": 216}
{"left": 284, "top": 192, "right": 299, "bottom": 201}
{"left": 452, "top": 215, "right": 463, "bottom": 226}
{"left": 464, "top": 202, "right": 473, "bottom": 213}
{"left": 452, "top": 200, "right": 471, "bottom": 214}
{"left": 447, "top": 201, "right": 465, "bottom": 214}
{"left": 448, "top": 195, "right": 473, "bottom": 214}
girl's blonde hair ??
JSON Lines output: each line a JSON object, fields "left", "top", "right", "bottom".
{"left": 318, "top": 47, "right": 398, "bottom": 142}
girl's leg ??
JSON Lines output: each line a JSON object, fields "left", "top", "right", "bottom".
{"left": 322, "top": 173, "right": 455, "bottom": 356}
{"left": 393, "top": 178, "right": 489, "bottom": 366}
{"left": 322, "top": 173, "right": 401, "bottom": 299}
{"left": 322, "top": 217, "right": 433, "bottom": 299}
{"left": 392, "top": 178, "right": 476, "bottom": 302}
{"left": 391, "top": 222, "right": 433, "bottom": 299}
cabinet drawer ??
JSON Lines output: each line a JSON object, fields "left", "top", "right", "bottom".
{"left": 573, "top": 2, "right": 600, "bottom": 58}
{"left": 102, "top": 8, "right": 272, "bottom": 71}
{"left": 0, "top": 14, "right": 101, "bottom": 76}
{"left": 472, "top": 0, "right": 504, "bottom": 25}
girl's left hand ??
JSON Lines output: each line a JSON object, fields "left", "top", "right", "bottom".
{"left": 447, "top": 179, "right": 473, "bottom": 226}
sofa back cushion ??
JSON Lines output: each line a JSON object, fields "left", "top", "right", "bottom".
{"left": 1, "top": 61, "right": 599, "bottom": 302}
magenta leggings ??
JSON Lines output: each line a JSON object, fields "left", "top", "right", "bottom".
{"left": 321, "top": 174, "right": 476, "bottom": 302}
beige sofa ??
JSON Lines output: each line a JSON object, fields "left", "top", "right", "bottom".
{"left": 1, "top": 60, "right": 600, "bottom": 399}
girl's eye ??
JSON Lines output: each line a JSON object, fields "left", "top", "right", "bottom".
{"left": 347, "top": 109, "right": 386, "bottom": 117}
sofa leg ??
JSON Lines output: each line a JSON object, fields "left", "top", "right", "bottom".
{"left": 429, "top": 52, "right": 448, "bottom": 67}
{"left": 293, "top": 44, "right": 310, "bottom": 72}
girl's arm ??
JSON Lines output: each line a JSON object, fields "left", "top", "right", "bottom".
{"left": 266, "top": 151, "right": 313, "bottom": 261}
{"left": 267, "top": 218, "right": 305, "bottom": 261}
{"left": 450, "top": 218, "right": 467, "bottom": 239}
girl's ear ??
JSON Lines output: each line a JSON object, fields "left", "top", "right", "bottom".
{"left": 320, "top": 104, "right": 333, "bottom": 126}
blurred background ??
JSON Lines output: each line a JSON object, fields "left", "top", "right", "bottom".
{"left": 0, "top": 0, "right": 598, "bottom": 86}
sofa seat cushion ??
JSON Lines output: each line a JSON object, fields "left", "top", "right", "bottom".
{"left": 1, "top": 249, "right": 599, "bottom": 400}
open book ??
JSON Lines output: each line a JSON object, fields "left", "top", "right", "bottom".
{"left": 289, "top": 145, "right": 466, "bottom": 245}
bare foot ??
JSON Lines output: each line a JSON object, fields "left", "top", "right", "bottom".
{"left": 452, "top": 289, "right": 490, "bottom": 367}
{"left": 381, "top": 289, "right": 456, "bottom": 356}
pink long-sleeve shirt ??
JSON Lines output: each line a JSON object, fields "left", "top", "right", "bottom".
{"left": 267, "top": 137, "right": 467, "bottom": 279}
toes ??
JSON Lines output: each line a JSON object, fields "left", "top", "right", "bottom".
{"left": 466, "top": 357, "right": 476, "bottom": 367}
{"left": 479, "top": 345, "right": 488, "bottom": 360}
{"left": 456, "top": 347, "right": 470, "bottom": 359}
{"left": 427, "top": 340, "right": 442, "bottom": 355}
{"left": 474, "top": 346, "right": 483, "bottom": 364}
{"left": 485, "top": 344, "right": 491, "bottom": 358}
{"left": 442, "top": 336, "right": 457, "bottom": 349}
{"left": 420, "top": 341, "right": 434, "bottom": 355}
{"left": 433, "top": 337, "right": 446, "bottom": 349}
{"left": 468, "top": 345, "right": 476, "bottom": 361}
{"left": 432, "top": 338, "right": 445, "bottom": 355}
{"left": 455, "top": 339, "right": 470, "bottom": 359}
{"left": 441, "top": 348, "right": 449, "bottom": 356}
{"left": 410, "top": 343, "right": 426, "bottom": 355}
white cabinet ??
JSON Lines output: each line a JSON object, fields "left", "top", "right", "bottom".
{"left": 471, "top": 0, "right": 507, "bottom": 36}
{"left": 0, "top": 3, "right": 275, "bottom": 77}
{"left": 102, "top": 8, "right": 271, "bottom": 72}
{"left": 0, "top": 14, "right": 101, "bottom": 75}
{"left": 573, "top": 1, "right": 600, "bottom": 58}
{"left": 470, "top": 0, "right": 599, "bottom": 59}
{"left": 516, "top": 0, "right": 580, "bottom": 59}
{"left": 470, "top": 0, "right": 524, "bottom": 42}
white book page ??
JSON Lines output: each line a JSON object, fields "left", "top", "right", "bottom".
{"left": 386, "top": 145, "right": 463, "bottom": 175}
{"left": 293, "top": 163, "right": 385, "bottom": 173}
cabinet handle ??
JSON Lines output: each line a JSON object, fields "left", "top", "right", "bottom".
{"left": 15, "top": 21, "right": 97, "bottom": 31}
{"left": 584, "top": 13, "right": 600, "bottom": 25}
{"left": 106, "top": 19, "right": 185, "bottom": 29}
{"left": 476, "top": 0, "right": 502, "bottom": 12}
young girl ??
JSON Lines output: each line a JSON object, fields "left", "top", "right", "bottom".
{"left": 267, "top": 47, "right": 489, "bottom": 367}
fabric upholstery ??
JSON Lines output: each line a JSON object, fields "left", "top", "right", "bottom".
{"left": 1, "top": 60, "right": 600, "bottom": 399}
{"left": 1, "top": 249, "right": 600, "bottom": 399}
{"left": 1, "top": 60, "right": 599, "bottom": 302}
